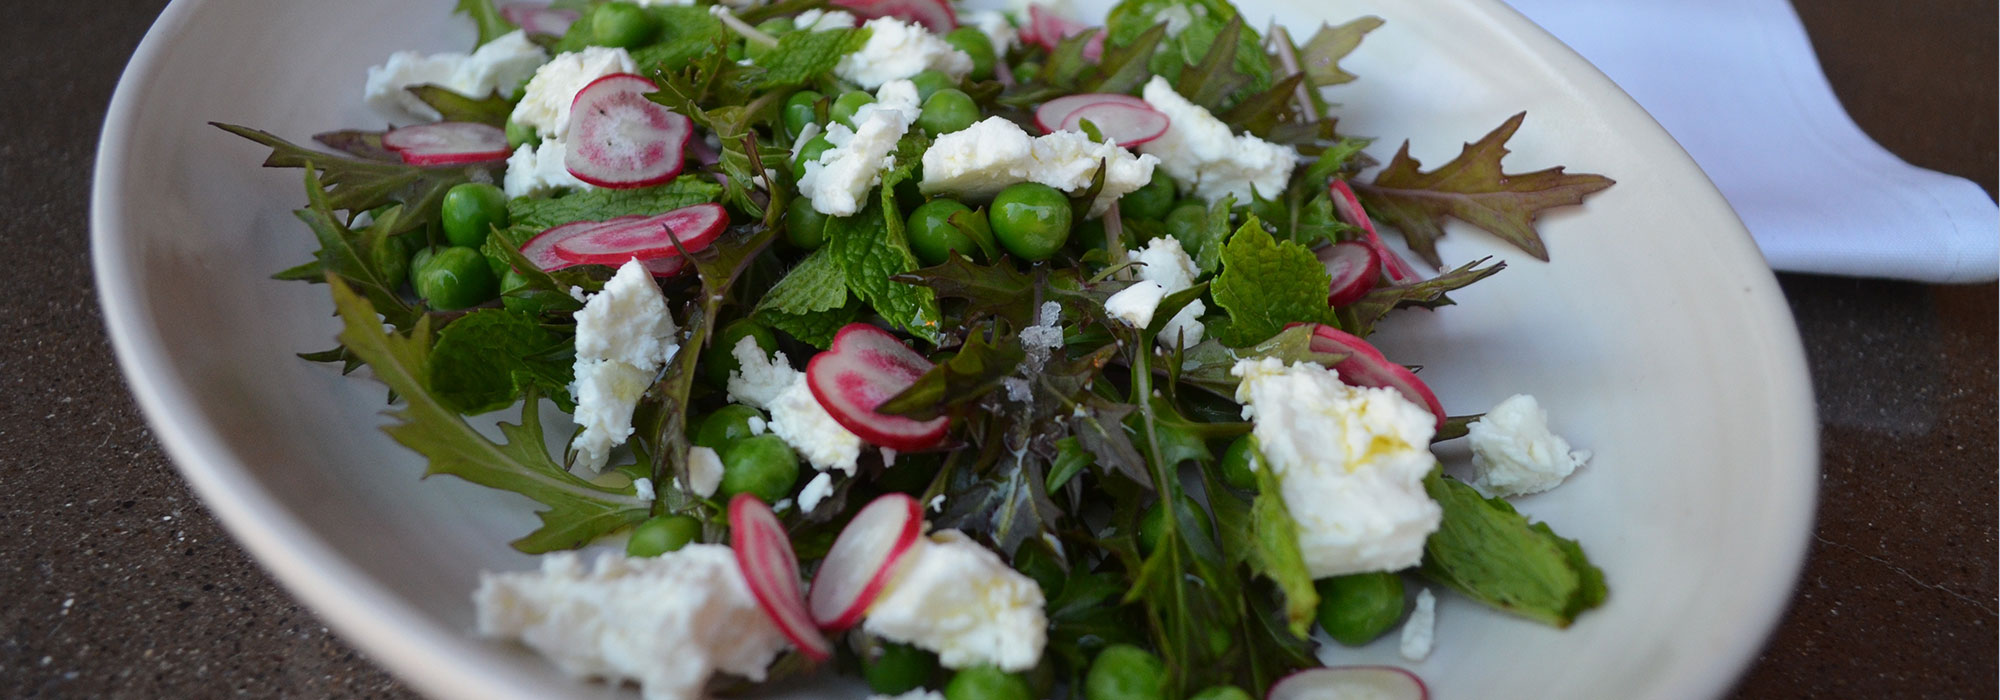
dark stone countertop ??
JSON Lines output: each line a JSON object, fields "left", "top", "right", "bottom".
{"left": 2, "top": 1, "right": 1991, "bottom": 697}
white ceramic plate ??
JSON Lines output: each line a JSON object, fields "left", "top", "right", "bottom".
{"left": 92, "top": 0, "right": 1817, "bottom": 698}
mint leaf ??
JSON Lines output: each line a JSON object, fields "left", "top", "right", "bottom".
{"left": 754, "top": 245, "right": 857, "bottom": 347}
{"left": 1420, "top": 470, "right": 1607, "bottom": 627}
{"left": 407, "top": 85, "right": 513, "bottom": 126}
{"left": 428, "top": 309, "right": 573, "bottom": 415}
{"left": 631, "top": 6, "right": 729, "bottom": 72}
{"left": 1299, "top": 16, "right": 1383, "bottom": 86}
{"left": 327, "top": 277, "right": 649, "bottom": 553}
{"left": 455, "top": 0, "right": 518, "bottom": 47}
{"left": 751, "top": 28, "right": 869, "bottom": 88}
{"left": 1347, "top": 257, "right": 1505, "bottom": 335}
{"left": 827, "top": 198, "right": 942, "bottom": 343}
{"left": 762, "top": 300, "right": 861, "bottom": 348}
{"left": 1354, "top": 112, "right": 1616, "bottom": 265}
{"left": 507, "top": 176, "right": 724, "bottom": 230}
{"left": 1210, "top": 216, "right": 1340, "bottom": 346}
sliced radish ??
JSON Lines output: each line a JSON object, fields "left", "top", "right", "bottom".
{"left": 380, "top": 122, "right": 510, "bottom": 166}
{"left": 806, "top": 493, "right": 924, "bottom": 631}
{"left": 517, "top": 218, "right": 631, "bottom": 272}
{"left": 552, "top": 203, "right": 727, "bottom": 265}
{"left": 1293, "top": 323, "right": 1447, "bottom": 430}
{"left": 1023, "top": 5, "right": 1104, "bottom": 61}
{"left": 805, "top": 324, "right": 950, "bottom": 451}
{"left": 1320, "top": 240, "right": 1381, "bottom": 306}
{"left": 499, "top": 3, "right": 579, "bottom": 36}
{"left": 830, "top": 0, "right": 957, "bottom": 33}
{"left": 1266, "top": 667, "right": 1428, "bottom": 700}
{"left": 1034, "top": 93, "right": 1150, "bottom": 133}
{"left": 1329, "top": 180, "right": 1421, "bottom": 283}
{"left": 515, "top": 210, "right": 714, "bottom": 278}
{"left": 564, "top": 73, "right": 693, "bottom": 189}
{"left": 729, "top": 493, "right": 834, "bottom": 662}
{"left": 1060, "top": 101, "right": 1169, "bottom": 147}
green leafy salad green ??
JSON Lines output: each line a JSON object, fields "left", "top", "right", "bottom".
{"left": 218, "top": 0, "right": 1616, "bottom": 696}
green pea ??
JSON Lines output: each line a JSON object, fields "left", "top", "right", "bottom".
{"left": 626, "top": 515, "right": 702, "bottom": 557}
{"left": 864, "top": 641, "right": 938, "bottom": 695}
{"left": 407, "top": 246, "right": 437, "bottom": 291}
{"left": 1137, "top": 493, "right": 1216, "bottom": 555}
{"left": 415, "top": 246, "right": 498, "bottom": 310}
{"left": 505, "top": 117, "right": 539, "bottom": 150}
{"left": 830, "top": 90, "right": 875, "bottom": 128}
{"left": 1189, "top": 686, "right": 1253, "bottom": 700}
{"left": 917, "top": 88, "right": 980, "bottom": 135}
{"left": 371, "top": 233, "right": 417, "bottom": 293}
{"left": 441, "top": 183, "right": 509, "bottom": 249}
{"left": 1084, "top": 644, "right": 1166, "bottom": 700}
{"left": 1121, "top": 170, "right": 1177, "bottom": 222}
{"left": 989, "top": 182, "right": 1072, "bottom": 261}
{"left": 704, "top": 319, "right": 780, "bottom": 386}
{"left": 1219, "top": 435, "right": 1261, "bottom": 491}
{"left": 908, "top": 70, "right": 958, "bottom": 102}
{"left": 783, "top": 90, "right": 823, "bottom": 138}
{"left": 591, "top": 1, "right": 657, "bottom": 48}
{"left": 1164, "top": 201, "right": 1209, "bottom": 244}
{"left": 791, "top": 133, "right": 834, "bottom": 180}
{"left": 785, "top": 195, "right": 830, "bottom": 250}
{"left": 1014, "top": 61, "right": 1041, "bottom": 78}
{"left": 943, "top": 27, "right": 997, "bottom": 81}
{"left": 720, "top": 435, "right": 799, "bottom": 503}
{"left": 695, "top": 404, "right": 767, "bottom": 451}
{"left": 944, "top": 667, "right": 1031, "bottom": 700}
{"left": 1315, "top": 572, "right": 1407, "bottom": 646}
{"left": 906, "top": 199, "right": 985, "bottom": 265}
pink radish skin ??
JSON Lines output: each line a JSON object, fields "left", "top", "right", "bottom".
{"left": 552, "top": 203, "right": 727, "bottom": 265}
{"left": 1320, "top": 240, "right": 1381, "bottom": 306}
{"left": 806, "top": 493, "right": 924, "bottom": 631}
{"left": 1023, "top": 6, "right": 1105, "bottom": 61}
{"left": 499, "top": 3, "right": 579, "bottom": 36}
{"left": 1266, "top": 666, "right": 1428, "bottom": 700}
{"left": 564, "top": 73, "right": 693, "bottom": 189}
{"left": 1034, "top": 93, "right": 1150, "bottom": 134}
{"left": 728, "top": 494, "right": 834, "bottom": 662}
{"left": 1290, "top": 323, "right": 1447, "bottom": 430}
{"left": 380, "top": 122, "right": 510, "bottom": 166}
{"left": 805, "top": 324, "right": 950, "bottom": 451}
{"left": 1060, "top": 102, "right": 1170, "bottom": 147}
{"left": 830, "top": 0, "right": 957, "bottom": 33}
{"left": 1328, "top": 180, "right": 1421, "bottom": 283}
{"left": 517, "top": 218, "right": 638, "bottom": 272}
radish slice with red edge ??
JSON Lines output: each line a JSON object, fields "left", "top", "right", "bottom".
{"left": 517, "top": 217, "right": 642, "bottom": 272}
{"left": 1033, "top": 93, "right": 1150, "bottom": 133}
{"left": 1266, "top": 667, "right": 1428, "bottom": 700}
{"left": 552, "top": 203, "right": 727, "bottom": 266}
{"left": 380, "top": 122, "right": 510, "bottom": 166}
{"left": 728, "top": 493, "right": 834, "bottom": 662}
{"left": 1291, "top": 323, "right": 1447, "bottom": 430}
{"left": 806, "top": 493, "right": 924, "bottom": 631}
{"left": 805, "top": 324, "right": 950, "bottom": 451}
{"left": 499, "top": 3, "right": 579, "bottom": 36}
{"left": 564, "top": 73, "right": 692, "bottom": 189}
{"left": 1320, "top": 240, "right": 1381, "bottom": 306}
{"left": 1024, "top": 6, "right": 1105, "bottom": 60}
{"left": 830, "top": 0, "right": 957, "bottom": 33}
{"left": 1328, "top": 180, "right": 1422, "bottom": 283}
{"left": 1060, "top": 101, "right": 1170, "bottom": 147}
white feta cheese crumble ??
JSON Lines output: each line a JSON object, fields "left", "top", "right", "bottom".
{"left": 726, "top": 339, "right": 865, "bottom": 473}
{"left": 1399, "top": 588, "right": 1437, "bottom": 661}
{"left": 747, "top": 416, "right": 768, "bottom": 435}
{"left": 794, "top": 8, "right": 859, "bottom": 31}
{"left": 569, "top": 260, "right": 680, "bottom": 474}
{"left": 687, "top": 446, "right": 724, "bottom": 498}
{"left": 726, "top": 336, "right": 800, "bottom": 409}
{"left": 365, "top": 30, "right": 548, "bottom": 123}
{"left": 473, "top": 548, "right": 788, "bottom": 700}
{"left": 1137, "top": 76, "right": 1299, "bottom": 204}
{"left": 965, "top": 10, "right": 1018, "bottom": 55}
{"left": 1131, "top": 236, "right": 1206, "bottom": 348}
{"left": 864, "top": 530, "right": 1048, "bottom": 671}
{"left": 1105, "top": 281, "right": 1167, "bottom": 328}
{"left": 834, "top": 17, "right": 973, "bottom": 88}
{"left": 511, "top": 46, "right": 640, "bottom": 139}
{"left": 1232, "top": 357, "right": 1441, "bottom": 578}
{"left": 919, "top": 117, "right": 1158, "bottom": 216}
{"left": 799, "top": 80, "right": 922, "bottom": 216}
{"left": 798, "top": 471, "right": 836, "bottom": 512}
{"left": 631, "top": 477, "right": 656, "bottom": 502}
{"left": 928, "top": 494, "right": 946, "bottom": 512}
{"left": 503, "top": 139, "right": 594, "bottom": 198}
{"left": 1467, "top": 394, "right": 1591, "bottom": 498}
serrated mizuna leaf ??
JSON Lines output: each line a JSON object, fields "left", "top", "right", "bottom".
{"left": 1084, "top": 21, "right": 1168, "bottom": 95}
{"left": 455, "top": 0, "right": 517, "bottom": 47}
{"left": 877, "top": 333, "right": 1025, "bottom": 421}
{"left": 1354, "top": 112, "right": 1615, "bottom": 266}
{"left": 1347, "top": 257, "right": 1505, "bottom": 335}
{"left": 407, "top": 85, "right": 513, "bottom": 126}
{"left": 1299, "top": 16, "right": 1383, "bottom": 86}
{"left": 1210, "top": 216, "right": 1340, "bottom": 346}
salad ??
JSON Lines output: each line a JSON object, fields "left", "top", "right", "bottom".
{"left": 216, "top": 0, "right": 1615, "bottom": 697}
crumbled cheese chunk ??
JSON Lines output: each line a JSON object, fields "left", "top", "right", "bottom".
{"left": 1137, "top": 76, "right": 1299, "bottom": 204}
{"left": 965, "top": 10, "right": 1018, "bottom": 55}
{"left": 864, "top": 530, "right": 1048, "bottom": 671}
{"left": 365, "top": 30, "right": 548, "bottom": 123}
{"left": 1400, "top": 588, "right": 1437, "bottom": 661}
{"left": 1232, "top": 358, "right": 1440, "bottom": 578}
{"left": 726, "top": 336, "right": 800, "bottom": 409}
{"left": 631, "top": 477, "right": 656, "bottom": 502}
{"left": 794, "top": 8, "right": 859, "bottom": 31}
{"left": 569, "top": 260, "right": 679, "bottom": 474}
{"left": 799, "top": 79, "right": 922, "bottom": 216}
{"left": 919, "top": 117, "right": 1158, "bottom": 216}
{"left": 473, "top": 548, "right": 788, "bottom": 700}
{"left": 928, "top": 494, "right": 946, "bottom": 512}
{"left": 1130, "top": 236, "right": 1206, "bottom": 347}
{"left": 1467, "top": 394, "right": 1591, "bottom": 498}
{"left": 503, "top": 139, "right": 593, "bottom": 198}
{"left": 769, "top": 378, "right": 864, "bottom": 474}
{"left": 687, "top": 446, "right": 724, "bottom": 498}
{"left": 1105, "top": 281, "right": 1167, "bottom": 328}
{"left": 511, "top": 46, "right": 639, "bottom": 139}
{"left": 834, "top": 18, "right": 972, "bottom": 88}
{"left": 798, "top": 472, "right": 836, "bottom": 512}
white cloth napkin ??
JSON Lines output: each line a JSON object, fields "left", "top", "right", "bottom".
{"left": 1504, "top": 0, "right": 1998, "bottom": 283}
